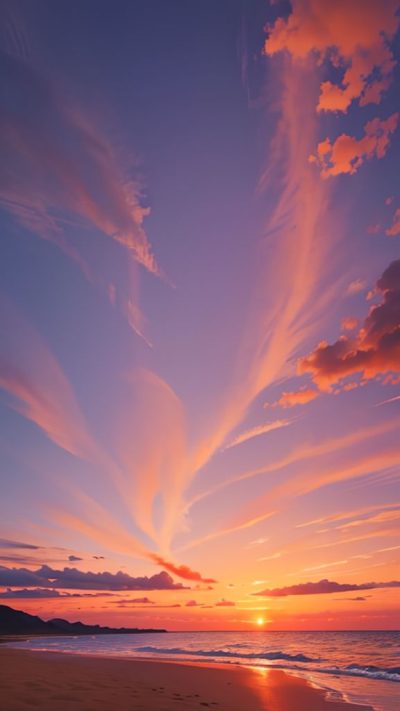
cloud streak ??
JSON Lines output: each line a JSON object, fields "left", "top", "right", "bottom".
{"left": 254, "top": 578, "right": 400, "bottom": 597}
{"left": 0, "top": 49, "right": 158, "bottom": 274}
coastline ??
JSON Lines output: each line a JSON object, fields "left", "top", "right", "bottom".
{"left": 0, "top": 647, "right": 374, "bottom": 711}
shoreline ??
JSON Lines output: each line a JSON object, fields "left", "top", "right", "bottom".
{"left": 0, "top": 647, "right": 374, "bottom": 711}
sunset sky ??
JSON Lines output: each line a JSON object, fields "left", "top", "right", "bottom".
{"left": 0, "top": 0, "right": 399, "bottom": 631}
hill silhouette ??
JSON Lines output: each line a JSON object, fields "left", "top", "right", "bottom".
{"left": 0, "top": 605, "right": 166, "bottom": 635}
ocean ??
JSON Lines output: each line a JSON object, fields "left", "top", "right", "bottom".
{"left": 7, "top": 629, "right": 399, "bottom": 710}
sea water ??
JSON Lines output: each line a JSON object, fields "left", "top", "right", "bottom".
{"left": 8, "top": 629, "right": 399, "bottom": 710}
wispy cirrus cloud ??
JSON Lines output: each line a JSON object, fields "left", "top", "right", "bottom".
{"left": 0, "top": 49, "right": 158, "bottom": 275}
{"left": 296, "top": 501, "right": 400, "bottom": 529}
{"left": 223, "top": 419, "right": 291, "bottom": 450}
{"left": 189, "top": 418, "right": 399, "bottom": 511}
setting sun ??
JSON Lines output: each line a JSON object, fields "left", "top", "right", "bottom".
{"left": 256, "top": 617, "right": 265, "bottom": 626}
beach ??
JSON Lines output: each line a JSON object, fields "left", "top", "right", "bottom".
{"left": 0, "top": 648, "right": 374, "bottom": 711}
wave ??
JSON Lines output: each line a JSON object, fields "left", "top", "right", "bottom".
{"left": 135, "top": 646, "right": 400, "bottom": 682}
{"left": 136, "top": 646, "right": 319, "bottom": 663}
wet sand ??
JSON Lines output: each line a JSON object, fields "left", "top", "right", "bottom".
{"left": 0, "top": 647, "right": 373, "bottom": 711}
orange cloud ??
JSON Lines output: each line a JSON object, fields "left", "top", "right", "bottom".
{"left": 149, "top": 554, "right": 216, "bottom": 584}
{"left": 299, "top": 259, "right": 400, "bottom": 390}
{"left": 386, "top": 208, "right": 400, "bottom": 236}
{"left": 265, "top": 0, "right": 400, "bottom": 112}
{"left": 268, "top": 387, "right": 319, "bottom": 409}
{"left": 310, "top": 114, "right": 399, "bottom": 177}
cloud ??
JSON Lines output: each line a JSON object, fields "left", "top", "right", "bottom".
{"left": 110, "top": 597, "right": 154, "bottom": 604}
{"left": 215, "top": 599, "right": 235, "bottom": 607}
{"left": 0, "top": 538, "right": 40, "bottom": 550}
{"left": 265, "top": 0, "right": 400, "bottom": 112}
{"left": 0, "top": 565, "right": 186, "bottom": 590}
{"left": 185, "top": 57, "right": 339, "bottom": 521}
{"left": 341, "top": 317, "right": 358, "bottom": 332}
{"left": 0, "top": 300, "right": 108, "bottom": 464}
{"left": 185, "top": 599, "right": 199, "bottom": 607}
{"left": 149, "top": 555, "right": 216, "bottom": 584}
{"left": 0, "top": 49, "right": 157, "bottom": 275}
{"left": 296, "top": 502, "right": 400, "bottom": 529}
{"left": 334, "top": 596, "right": 368, "bottom": 602}
{"left": 298, "top": 259, "right": 400, "bottom": 389}
{"left": 68, "top": 555, "right": 83, "bottom": 562}
{"left": 347, "top": 279, "right": 366, "bottom": 295}
{"left": 267, "top": 387, "right": 319, "bottom": 409}
{"left": 254, "top": 579, "right": 400, "bottom": 597}
{"left": 93, "top": 555, "right": 105, "bottom": 560}
{"left": 0, "top": 587, "right": 112, "bottom": 599}
{"left": 191, "top": 417, "right": 398, "bottom": 512}
{"left": 224, "top": 419, "right": 291, "bottom": 449}
{"left": 386, "top": 208, "right": 400, "bottom": 236}
{"left": 310, "top": 114, "right": 399, "bottom": 177}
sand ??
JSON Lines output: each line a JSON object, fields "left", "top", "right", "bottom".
{"left": 0, "top": 647, "right": 373, "bottom": 711}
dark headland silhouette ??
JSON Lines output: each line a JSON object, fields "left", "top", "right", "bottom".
{"left": 0, "top": 604, "right": 166, "bottom": 636}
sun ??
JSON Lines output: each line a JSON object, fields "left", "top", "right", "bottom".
{"left": 256, "top": 617, "right": 265, "bottom": 626}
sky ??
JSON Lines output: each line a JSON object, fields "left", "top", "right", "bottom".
{"left": 0, "top": 0, "right": 399, "bottom": 632}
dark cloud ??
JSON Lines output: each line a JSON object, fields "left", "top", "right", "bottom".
{"left": 254, "top": 579, "right": 400, "bottom": 597}
{"left": 0, "top": 565, "right": 187, "bottom": 591}
{"left": 113, "top": 602, "right": 181, "bottom": 609}
{"left": 299, "top": 259, "right": 400, "bottom": 389}
{"left": 0, "top": 587, "right": 114, "bottom": 599}
{"left": 93, "top": 555, "right": 105, "bottom": 560}
{"left": 110, "top": 597, "right": 154, "bottom": 604}
{"left": 0, "top": 538, "right": 40, "bottom": 550}
{"left": 68, "top": 555, "right": 83, "bottom": 562}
